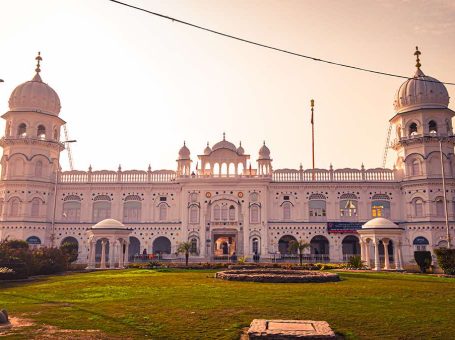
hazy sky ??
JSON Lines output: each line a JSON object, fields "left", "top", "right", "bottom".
{"left": 0, "top": 0, "right": 454, "bottom": 172}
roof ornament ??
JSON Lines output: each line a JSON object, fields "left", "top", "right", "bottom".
{"left": 414, "top": 46, "right": 421, "bottom": 70}
{"left": 35, "top": 52, "right": 42, "bottom": 73}
{"left": 223, "top": 132, "right": 226, "bottom": 141}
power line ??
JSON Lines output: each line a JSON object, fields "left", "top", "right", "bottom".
{"left": 108, "top": 0, "right": 455, "bottom": 86}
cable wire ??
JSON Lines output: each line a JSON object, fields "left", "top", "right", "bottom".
{"left": 108, "top": 0, "right": 455, "bottom": 86}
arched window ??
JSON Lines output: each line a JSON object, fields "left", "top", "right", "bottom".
{"left": 252, "top": 238, "right": 259, "bottom": 254}
{"left": 429, "top": 120, "right": 437, "bottom": 134}
{"left": 411, "top": 159, "right": 421, "bottom": 176}
{"left": 35, "top": 161, "right": 43, "bottom": 177}
{"left": 9, "top": 198, "right": 20, "bottom": 217}
{"left": 309, "top": 193, "right": 326, "bottom": 219}
{"left": 17, "top": 123, "right": 27, "bottom": 137}
{"left": 250, "top": 205, "right": 260, "bottom": 224}
{"left": 409, "top": 122, "right": 418, "bottom": 136}
{"left": 413, "top": 236, "right": 429, "bottom": 251}
{"left": 190, "top": 238, "right": 198, "bottom": 254}
{"left": 213, "top": 204, "right": 221, "bottom": 221}
{"left": 229, "top": 205, "right": 235, "bottom": 220}
{"left": 221, "top": 205, "right": 228, "bottom": 220}
{"left": 189, "top": 205, "right": 199, "bottom": 223}
{"left": 37, "top": 125, "right": 46, "bottom": 139}
{"left": 435, "top": 197, "right": 445, "bottom": 217}
{"left": 159, "top": 204, "right": 167, "bottom": 221}
{"left": 63, "top": 200, "right": 81, "bottom": 222}
{"left": 92, "top": 196, "right": 111, "bottom": 222}
{"left": 340, "top": 193, "right": 358, "bottom": 217}
{"left": 414, "top": 198, "right": 424, "bottom": 217}
{"left": 371, "top": 194, "right": 391, "bottom": 218}
{"left": 123, "top": 200, "right": 141, "bottom": 223}
{"left": 283, "top": 202, "right": 291, "bottom": 220}
{"left": 31, "top": 198, "right": 40, "bottom": 217}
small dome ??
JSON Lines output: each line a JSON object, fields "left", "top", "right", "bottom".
{"left": 8, "top": 53, "right": 61, "bottom": 116}
{"left": 178, "top": 142, "right": 190, "bottom": 160}
{"left": 393, "top": 48, "right": 449, "bottom": 114}
{"left": 204, "top": 142, "right": 212, "bottom": 155}
{"left": 92, "top": 219, "right": 126, "bottom": 229}
{"left": 237, "top": 142, "right": 244, "bottom": 155}
{"left": 362, "top": 218, "right": 400, "bottom": 229}
{"left": 212, "top": 133, "right": 237, "bottom": 152}
{"left": 258, "top": 141, "right": 271, "bottom": 159}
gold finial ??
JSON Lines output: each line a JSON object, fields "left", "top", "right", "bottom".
{"left": 35, "top": 52, "right": 42, "bottom": 73}
{"left": 310, "top": 99, "right": 314, "bottom": 108}
{"left": 414, "top": 46, "right": 421, "bottom": 69}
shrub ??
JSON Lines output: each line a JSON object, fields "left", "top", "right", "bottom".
{"left": 147, "top": 261, "right": 161, "bottom": 269}
{"left": 347, "top": 255, "right": 365, "bottom": 270}
{"left": 31, "top": 247, "right": 67, "bottom": 275}
{"left": 237, "top": 256, "right": 247, "bottom": 264}
{"left": 60, "top": 242, "right": 79, "bottom": 265}
{"left": 434, "top": 248, "right": 455, "bottom": 275}
{"left": 0, "top": 258, "right": 29, "bottom": 280}
{"left": 414, "top": 251, "right": 432, "bottom": 273}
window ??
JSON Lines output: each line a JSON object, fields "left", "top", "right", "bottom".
{"left": 159, "top": 204, "right": 167, "bottom": 221}
{"left": 37, "top": 125, "right": 46, "bottom": 139}
{"left": 221, "top": 205, "right": 228, "bottom": 220}
{"left": 409, "top": 122, "right": 418, "bottom": 136}
{"left": 214, "top": 205, "right": 221, "bottom": 221}
{"left": 283, "top": 202, "right": 291, "bottom": 220}
{"left": 190, "top": 238, "right": 198, "bottom": 254}
{"left": 229, "top": 205, "right": 235, "bottom": 220}
{"left": 93, "top": 200, "right": 111, "bottom": 222}
{"left": 411, "top": 159, "right": 421, "bottom": 176}
{"left": 35, "top": 161, "right": 43, "bottom": 177}
{"left": 283, "top": 195, "right": 290, "bottom": 200}
{"left": 309, "top": 194, "right": 326, "bottom": 218}
{"left": 9, "top": 198, "right": 20, "bottom": 217}
{"left": 123, "top": 201, "right": 141, "bottom": 222}
{"left": 31, "top": 198, "right": 40, "bottom": 217}
{"left": 252, "top": 238, "right": 259, "bottom": 254}
{"left": 189, "top": 206, "right": 199, "bottom": 223}
{"left": 250, "top": 205, "right": 260, "bottom": 223}
{"left": 371, "top": 195, "right": 390, "bottom": 218}
{"left": 429, "top": 120, "right": 437, "bottom": 134}
{"left": 414, "top": 198, "right": 424, "bottom": 217}
{"left": 63, "top": 201, "right": 81, "bottom": 222}
{"left": 436, "top": 197, "right": 444, "bottom": 217}
{"left": 340, "top": 194, "right": 358, "bottom": 217}
{"left": 17, "top": 123, "right": 26, "bottom": 137}
{"left": 160, "top": 196, "right": 167, "bottom": 202}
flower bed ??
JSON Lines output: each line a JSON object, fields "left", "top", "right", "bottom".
{"left": 215, "top": 269, "right": 340, "bottom": 283}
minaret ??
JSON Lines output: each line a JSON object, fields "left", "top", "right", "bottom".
{"left": 176, "top": 141, "right": 192, "bottom": 177}
{"left": 0, "top": 53, "right": 65, "bottom": 228}
{"left": 257, "top": 141, "right": 272, "bottom": 176}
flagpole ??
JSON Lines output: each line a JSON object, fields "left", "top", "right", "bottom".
{"left": 311, "top": 99, "right": 315, "bottom": 181}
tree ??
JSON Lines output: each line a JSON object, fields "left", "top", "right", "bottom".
{"left": 177, "top": 241, "right": 192, "bottom": 266}
{"left": 60, "top": 242, "right": 79, "bottom": 268}
{"left": 414, "top": 251, "right": 432, "bottom": 273}
{"left": 289, "top": 239, "right": 310, "bottom": 266}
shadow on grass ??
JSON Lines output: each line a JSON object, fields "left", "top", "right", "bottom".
{"left": 336, "top": 271, "right": 453, "bottom": 284}
{"left": 0, "top": 291, "right": 153, "bottom": 337}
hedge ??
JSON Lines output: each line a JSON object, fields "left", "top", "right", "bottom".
{"left": 434, "top": 248, "right": 455, "bottom": 275}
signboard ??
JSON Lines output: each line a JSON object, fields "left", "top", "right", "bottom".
{"left": 26, "top": 236, "right": 41, "bottom": 245}
{"left": 327, "top": 222, "right": 363, "bottom": 234}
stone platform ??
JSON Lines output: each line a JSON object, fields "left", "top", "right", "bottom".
{"left": 248, "top": 319, "right": 335, "bottom": 339}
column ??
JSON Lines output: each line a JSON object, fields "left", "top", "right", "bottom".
{"left": 109, "top": 239, "right": 115, "bottom": 269}
{"left": 118, "top": 240, "right": 124, "bottom": 268}
{"left": 365, "top": 240, "right": 371, "bottom": 268}
{"left": 383, "top": 239, "right": 390, "bottom": 270}
{"left": 396, "top": 242, "right": 403, "bottom": 271}
{"left": 86, "top": 239, "right": 95, "bottom": 269}
{"left": 123, "top": 240, "right": 130, "bottom": 268}
{"left": 360, "top": 240, "right": 366, "bottom": 262}
{"left": 373, "top": 238, "right": 381, "bottom": 271}
{"left": 100, "top": 239, "right": 107, "bottom": 269}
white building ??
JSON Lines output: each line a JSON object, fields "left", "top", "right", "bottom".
{"left": 0, "top": 50, "right": 453, "bottom": 269}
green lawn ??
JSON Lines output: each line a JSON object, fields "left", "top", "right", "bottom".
{"left": 0, "top": 269, "right": 454, "bottom": 339}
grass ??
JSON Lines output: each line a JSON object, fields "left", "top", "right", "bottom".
{"left": 0, "top": 269, "right": 454, "bottom": 339}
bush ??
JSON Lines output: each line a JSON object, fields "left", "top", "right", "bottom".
{"left": 414, "top": 251, "right": 432, "bottom": 273}
{"left": 60, "top": 242, "right": 79, "bottom": 265}
{"left": 434, "top": 248, "right": 455, "bottom": 275}
{"left": 147, "top": 261, "right": 161, "bottom": 269}
{"left": 31, "top": 247, "right": 68, "bottom": 275}
{"left": 0, "top": 258, "right": 29, "bottom": 280}
{"left": 347, "top": 255, "right": 365, "bottom": 270}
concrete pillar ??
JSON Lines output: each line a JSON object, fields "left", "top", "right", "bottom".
{"left": 396, "top": 242, "right": 403, "bottom": 270}
{"left": 365, "top": 240, "right": 371, "bottom": 268}
{"left": 118, "top": 241, "right": 124, "bottom": 268}
{"left": 383, "top": 240, "right": 390, "bottom": 270}
{"left": 360, "top": 240, "right": 366, "bottom": 262}
{"left": 373, "top": 239, "right": 381, "bottom": 271}
{"left": 109, "top": 239, "right": 116, "bottom": 269}
{"left": 86, "top": 239, "right": 95, "bottom": 269}
{"left": 124, "top": 240, "right": 130, "bottom": 268}
{"left": 100, "top": 239, "right": 107, "bottom": 269}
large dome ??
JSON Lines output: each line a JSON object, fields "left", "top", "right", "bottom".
{"left": 212, "top": 133, "right": 237, "bottom": 152}
{"left": 92, "top": 219, "right": 126, "bottom": 229}
{"left": 393, "top": 48, "right": 449, "bottom": 114}
{"left": 362, "top": 218, "right": 400, "bottom": 229}
{"left": 8, "top": 54, "right": 61, "bottom": 116}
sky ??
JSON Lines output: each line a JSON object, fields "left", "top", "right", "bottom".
{"left": 0, "top": 0, "right": 454, "bottom": 172}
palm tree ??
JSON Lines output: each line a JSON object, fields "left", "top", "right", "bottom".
{"left": 177, "top": 241, "right": 192, "bottom": 266}
{"left": 289, "top": 239, "right": 311, "bottom": 266}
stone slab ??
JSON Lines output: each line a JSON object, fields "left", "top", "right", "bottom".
{"left": 248, "top": 319, "right": 335, "bottom": 339}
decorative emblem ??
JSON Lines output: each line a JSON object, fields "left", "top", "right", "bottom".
{"left": 205, "top": 192, "right": 212, "bottom": 198}
{"left": 238, "top": 192, "right": 244, "bottom": 198}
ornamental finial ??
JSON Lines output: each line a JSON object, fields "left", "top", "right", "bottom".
{"left": 414, "top": 46, "right": 421, "bottom": 69}
{"left": 35, "top": 52, "right": 42, "bottom": 73}
{"left": 223, "top": 132, "right": 225, "bottom": 141}
{"left": 311, "top": 99, "right": 314, "bottom": 108}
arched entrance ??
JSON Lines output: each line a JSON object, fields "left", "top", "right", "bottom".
{"left": 278, "top": 235, "right": 297, "bottom": 255}
{"left": 214, "top": 235, "right": 236, "bottom": 257}
{"left": 310, "top": 235, "right": 329, "bottom": 261}
{"left": 342, "top": 235, "right": 360, "bottom": 261}
{"left": 153, "top": 236, "right": 171, "bottom": 255}
{"left": 128, "top": 236, "right": 141, "bottom": 258}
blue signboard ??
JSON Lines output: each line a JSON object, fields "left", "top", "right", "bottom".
{"left": 327, "top": 222, "right": 363, "bottom": 234}
{"left": 26, "top": 236, "right": 41, "bottom": 245}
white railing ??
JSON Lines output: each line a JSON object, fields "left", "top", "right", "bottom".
{"left": 272, "top": 167, "right": 396, "bottom": 182}
{"left": 59, "top": 169, "right": 177, "bottom": 183}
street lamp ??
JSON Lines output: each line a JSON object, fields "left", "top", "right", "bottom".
{"left": 50, "top": 139, "right": 77, "bottom": 247}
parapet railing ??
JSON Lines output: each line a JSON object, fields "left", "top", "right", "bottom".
{"left": 59, "top": 169, "right": 177, "bottom": 183}
{"left": 272, "top": 167, "right": 396, "bottom": 182}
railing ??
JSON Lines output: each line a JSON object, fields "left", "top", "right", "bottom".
{"left": 272, "top": 167, "right": 396, "bottom": 182}
{"left": 60, "top": 169, "right": 177, "bottom": 183}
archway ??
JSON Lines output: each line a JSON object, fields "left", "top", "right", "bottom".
{"left": 310, "top": 235, "right": 329, "bottom": 255}
{"left": 278, "top": 235, "right": 297, "bottom": 255}
{"left": 413, "top": 236, "right": 429, "bottom": 251}
{"left": 26, "top": 236, "right": 41, "bottom": 249}
{"left": 342, "top": 235, "right": 360, "bottom": 260}
{"left": 128, "top": 236, "right": 141, "bottom": 258}
{"left": 153, "top": 236, "right": 171, "bottom": 255}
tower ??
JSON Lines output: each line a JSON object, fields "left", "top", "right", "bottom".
{"left": 257, "top": 141, "right": 272, "bottom": 176}
{"left": 0, "top": 53, "right": 65, "bottom": 244}
{"left": 176, "top": 141, "right": 191, "bottom": 177}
